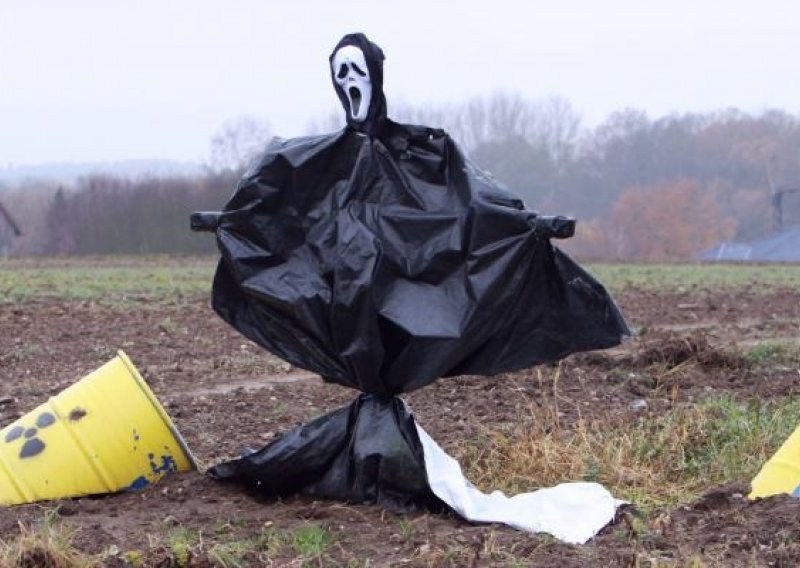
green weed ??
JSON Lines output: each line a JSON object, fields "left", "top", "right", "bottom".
{"left": 208, "top": 539, "right": 253, "bottom": 568}
{"left": 255, "top": 526, "right": 287, "bottom": 558}
{"left": 291, "top": 525, "right": 329, "bottom": 557}
{"left": 166, "top": 526, "right": 201, "bottom": 567}
{"left": 122, "top": 549, "right": 145, "bottom": 566}
{"left": 398, "top": 518, "right": 416, "bottom": 542}
{"left": 158, "top": 316, "right": 177, "bottom": 334}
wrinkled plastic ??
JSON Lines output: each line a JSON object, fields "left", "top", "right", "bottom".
{"left": 209, "top": 397, "right": 626, "bottom": 541}
{"left": 196, "top": 33, "right": 630, "bottom": 519}
{"left": 203, "top": 121, "right": 629, "bottom": 397}
{"left": 209, "top": 395, "right": 440, "bottom": 511}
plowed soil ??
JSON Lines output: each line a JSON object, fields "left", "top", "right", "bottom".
{"left": 2, "top": 279, "right": 800, "bottom": 566}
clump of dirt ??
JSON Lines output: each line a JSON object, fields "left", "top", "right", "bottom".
{"left": 16, "top": 548, "right": 61, "bottom": 568}
{"left": 640, "top": 483, "right": 800, "bottom": 565}
{"left": 568, "top": 331, "right": 747, "bottom": 373}
{"left": 633, "top": 331, "right": 747, "bottom": 370}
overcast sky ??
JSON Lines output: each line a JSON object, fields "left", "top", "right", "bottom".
{"left": 1, "top": 0, "right": 798, "bottom": 166}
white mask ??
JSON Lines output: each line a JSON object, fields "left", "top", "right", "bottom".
{"left": 331, "top": 45, "right": 372, "bottom": 122}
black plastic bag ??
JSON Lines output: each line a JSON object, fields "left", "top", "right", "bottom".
{"left": 195, "top": 38, "right": 628, "bottom": 395}
{"left": 195, "top": 33, "right": 629, "bottom": 509}
{"left": 209, "top": 395, "right": 441, "bottom": 511}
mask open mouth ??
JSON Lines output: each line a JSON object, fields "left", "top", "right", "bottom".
{"left": 348, "top": 86, "right": 362, "bottom": 117}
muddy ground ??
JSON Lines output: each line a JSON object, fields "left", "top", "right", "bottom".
{"left": 1, "top": 282, "right": 800, "bottom": 566}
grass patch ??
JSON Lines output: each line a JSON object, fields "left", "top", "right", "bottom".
{"left": 208, "top": 540, "right": 253, "bottom": 568}
{"left": 0, "top": 259, "right": 214, "bottom": 304}
{"left": 0, "top": 509, "right": 97, "bottom": 568}
{"left": 464, "top": 392, "right": 800, "bottom": 509}
{"left": 291, "top": 525, "right": 330, "bottom": 558}
{"left": 745, "top": 340, "right": 800, "bottom": 366}
{"left": 122, "top": 522, "right": 335, "bottom": 566}
{"left": 585, "top": 262, "right": 800, "bottom": 292}
{"left": 2, "top": 258, "right": 799, "bottom": 302}
{"left": 165, "top": 526, "right": 200, "bottom": 566}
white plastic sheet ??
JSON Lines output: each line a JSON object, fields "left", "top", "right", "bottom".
{"left": 416, "top": 423, "right": 625, "bottom": 544}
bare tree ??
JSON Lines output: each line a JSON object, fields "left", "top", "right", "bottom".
{"left": 209, "top": 116, "right": 272, "bottom": 173}
{"left": 536, "top": 97, "right": 582, "bottom": 170}
{"left": 305, "top": 108, "right": 344, "bottom": 135}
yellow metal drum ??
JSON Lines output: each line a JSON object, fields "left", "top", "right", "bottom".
{"left": 0, "top": 351, "right": 196, "bottom": 505}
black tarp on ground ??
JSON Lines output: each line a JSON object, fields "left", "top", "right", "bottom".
{"left": 196, "top": 33, "right": 630, "bottom": 510}
{"left": 209, "top": 395, "right": 442, "bottom": 511}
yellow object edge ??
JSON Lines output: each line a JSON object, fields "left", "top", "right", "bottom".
{"left": 749, "top": 423, "right": 800, "bottom": 499}
{"left": 117, "top": 350, "right": 199, "bottom": 471}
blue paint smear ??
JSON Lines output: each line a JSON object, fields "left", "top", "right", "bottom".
{"left": 125, "top": 476, "right": 150, "bottom": 492}
{"left": 148, "top": 453, "right": 178, "bottom": 475}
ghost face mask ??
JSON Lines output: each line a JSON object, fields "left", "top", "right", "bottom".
{"left": 331, "top": 45, "right": 372, "bottom": 122}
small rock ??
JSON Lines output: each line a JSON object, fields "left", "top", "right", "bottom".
{"left": 630, "top": 399, "right": 648, "bottom": 411}
{"left": 58, "top": 503, "right": 78, "bottom": 516}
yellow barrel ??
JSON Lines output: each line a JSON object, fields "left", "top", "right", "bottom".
{"left": 750, "top": 424, "right": 800, "bottom": 499}
{"left": 0, "top": 351, "right": 196, "bottom": 505}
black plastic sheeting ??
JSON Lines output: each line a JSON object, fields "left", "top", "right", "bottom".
{"left": 195, "top": 33, "right": 630, "bottom": 510}
{"left": 209, "top": 395, "right": 441, "bottom": 511}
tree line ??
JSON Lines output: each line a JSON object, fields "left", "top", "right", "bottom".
{"left": 3, "top": 94, "right": 799, "bottom": 260}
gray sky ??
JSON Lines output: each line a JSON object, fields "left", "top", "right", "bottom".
{"left": 1, "top": 0, "right": 798, "bottom": 166}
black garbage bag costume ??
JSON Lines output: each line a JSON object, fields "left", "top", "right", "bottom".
{"left": 193, "top": 33, "right": 630, "bottom": 512}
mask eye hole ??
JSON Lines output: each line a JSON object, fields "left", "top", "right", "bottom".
{"left": 337, "top": 64, "right": 348, "bottom": 79}
{"left": 351, "top": 63, "right": 366, "bottom": 77}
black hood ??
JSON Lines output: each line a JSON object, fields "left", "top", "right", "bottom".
{"left": 329, "top": 32, "right": 387, "bottom": 137}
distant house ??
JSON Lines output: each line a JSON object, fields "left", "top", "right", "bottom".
{"left": 701, "top": 226, "right": 800, "bottom": 262}
{"left": 0, "top": 200, "right": 22, "bottom": 255}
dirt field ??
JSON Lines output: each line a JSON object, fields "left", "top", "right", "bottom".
{"left": 2, "top": 258, "right": 800, "bottom": 566}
